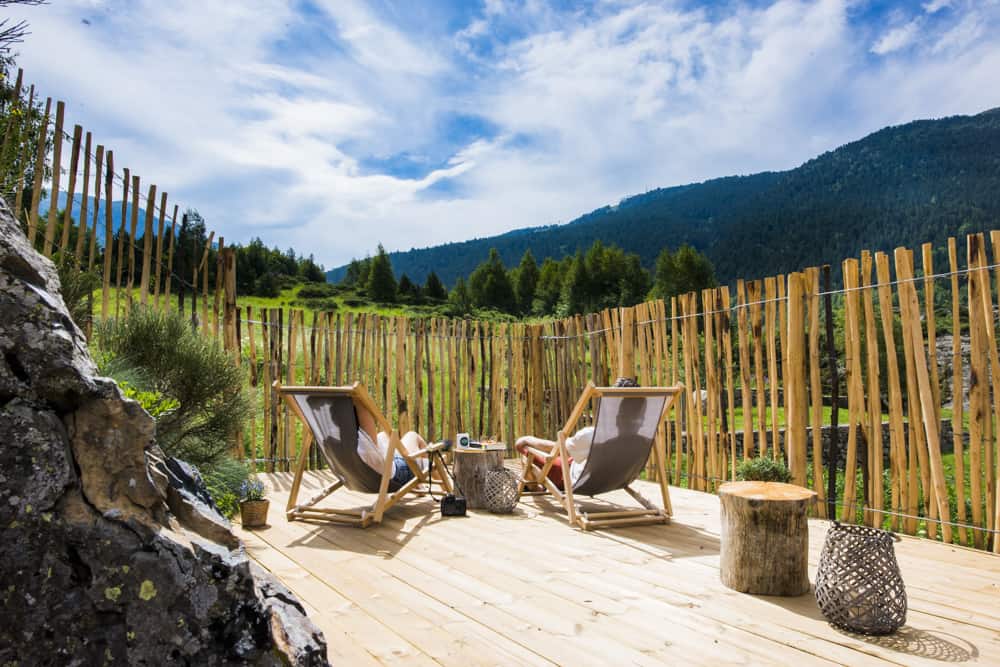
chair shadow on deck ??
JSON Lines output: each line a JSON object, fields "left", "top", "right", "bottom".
{"left": 521, "top": 493, "right": 722, "bottom": 559}
{"left": 758, "top": 593, "right": 978, "bottom": 663}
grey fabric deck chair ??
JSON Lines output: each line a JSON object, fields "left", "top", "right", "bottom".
{"left": 518, "top": 381, "right": 682, "bottom": 530}
{"left": 276, "top": 382, "right": 450, "bottom": 528}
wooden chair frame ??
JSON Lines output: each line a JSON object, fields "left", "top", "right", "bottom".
{"left": 517, "top": 381, "right": 683, "bottom": 530}
{"left": 276, "top": 382, "right": 452, "bottom": 528}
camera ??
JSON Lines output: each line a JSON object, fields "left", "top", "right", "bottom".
{"left": 440, "top": 494, "right": 467, "bottom": 516}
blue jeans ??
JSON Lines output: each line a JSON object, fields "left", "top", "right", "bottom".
{"left": 391, "top": 453, "right": 415, "bottom": 486}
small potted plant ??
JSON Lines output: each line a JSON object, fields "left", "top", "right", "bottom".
{"left": 735, "top": 456, "right": 792, "bottom": 483}
{"left": 239, "top": 477, "right": 269, "bottom": 528}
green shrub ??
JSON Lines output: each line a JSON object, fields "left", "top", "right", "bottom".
{"left": 297, "top": 283, "right": 339, "bottom": 299}
{"left": 735, "top": 456, "right": 792, "bottom": 483}
{"left": 96, "top": 307, "right": 252, "bottom": 469}
{"left": 201, "top": 456, "right": 250, "bottom": 518}
{"left": 118, "top": 380, "right": 179, "bottom": 418}
{"left": 292, "top": 296, "right": 338, "bottom": 311}
{"left": 55, "top": 259, "right": 100, "bottom": 329}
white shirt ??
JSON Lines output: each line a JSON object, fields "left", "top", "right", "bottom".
{"left": 566, "top": 426, "right": 595, "bottom": 484}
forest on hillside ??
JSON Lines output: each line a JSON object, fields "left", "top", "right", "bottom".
{"left": 330, "top": 108, "right": 1000, "bottom": 288}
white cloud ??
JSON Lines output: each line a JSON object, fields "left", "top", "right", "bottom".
{"left": 871, "top": 19, "right": 921, "bottom": 55}
{"left": 5, "top": 0, "right": 1000, "bottom": 269}
{"left": 923, "top": 0, "right": 952, "bottom": 13}
{"left": 932, "top": 11, "right": 985, "bottom": 54}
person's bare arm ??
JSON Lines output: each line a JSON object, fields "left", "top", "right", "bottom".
{"left": 515, "top": 435, "right": 557, "bottom": 453}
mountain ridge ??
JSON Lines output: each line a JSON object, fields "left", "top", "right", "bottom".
{"left": 327, "top": 107, "right": 1000, "bottom": 287}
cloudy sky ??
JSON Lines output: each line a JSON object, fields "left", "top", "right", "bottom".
{"left": 6, "top": 0, "right": 1000, "bottom": 268}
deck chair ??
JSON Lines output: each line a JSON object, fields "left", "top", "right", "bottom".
{"left": 276, "top": 382, "right": 451, "bottom": 527}
{"left": 517, "top": 381, "right": 682, "bottom": 530}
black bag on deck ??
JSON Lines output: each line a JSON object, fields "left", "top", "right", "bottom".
{"left": 440, "top": 493, "right": 467, "bottom": 516}
{"left": 429, "top": 443, "right": 467, "bottom": 517}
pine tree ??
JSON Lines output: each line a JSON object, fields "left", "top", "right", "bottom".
{"left": 424, "top": 271, "right": 447, "bottom": 301}
{"left": 559, "top": 252, "right": 590, "bottom": 316}
{"left": 397, "top": 273, "right": 421, "bottom": 302}
{"left": 533, "top": 257, "right": 564, "bottom": 315}
{"left": 468, "top": 248, "right": 516, "bottom": 312}
{"left": 652, "top": 244, "right": 716, "bottom": 298}
{"left": 448, "top": 277, "right": 472, "bottom": 315}
{"left": 514, "top": 249, "right": 539, "bottom": 314}
{"left": 367, "top": 244, "right": 397, "bottom": 303}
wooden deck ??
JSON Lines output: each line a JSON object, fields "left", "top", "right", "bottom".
{"left": 237, "top": 471, "right": 1000, "bottom": 666}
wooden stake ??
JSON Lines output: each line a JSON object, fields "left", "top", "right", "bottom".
{"left": 896, "top": 247, "right": 952, "bottom": 543}
{"left": 948, "top": 238, "right": 967, "bottom": 545}
{"left": 139, "top": 183, "right": 156, "bottom": 305}
{"left": 101, "top": 151, "right": 114, "bottom": 319}
{"left": 59, "top": 124, "right": 82, "bottom": 258}
{"left": 875, "top": 252, "right": 907, "bottom": 533}
{"left": 12, "top": 85, "right": 35, "bottom": 231}
{"left": 127, "top": 174, "right": 140, "bottom": 309}
{"left": 87, "top": 144, "right": 103, "bottom": 271}
{"left": 860, "top": 252, "right": 883, "bottom": 527}
{"left": 736, "top": 281, "right": 753, "bottom": 460}
{"left": 163, "top": 205, "right": 178, "bottom": 309}
{"left": 806, "top": 267, "right": 826, "bottom": 516}
{"left": 786, "top": 273, "right": 807, "bottom": 487}
{"left": 115, "top": 168, "right": 129, "bottom": 318}
{"left": 153, "top": 191, "right": 167, "bottom": 306}
{"left": 43, "top": 101, "right": 65, "bottom": 257}
{"left": 75, "top": 131, "right": 91, "bottom": 264}
{"left": 27, "top": 97, "right": 51, "bottom": 248}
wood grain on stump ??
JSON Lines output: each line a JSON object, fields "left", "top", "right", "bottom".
{"left": 719, "top": 481, "right": 817, "bottom": 596}
{"left": 453, "top": 449, "right": 505, "bottom": 509}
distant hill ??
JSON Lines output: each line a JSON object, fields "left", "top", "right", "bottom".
{"left": 328, "top": 108, "right": 1000, "bottom": 287}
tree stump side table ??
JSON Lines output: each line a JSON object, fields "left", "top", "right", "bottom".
{"left": 452, "top": 448, "right": 505, "bottom": 509}
{"left": 719, "top": 481, "right": 817, "bottom": 596}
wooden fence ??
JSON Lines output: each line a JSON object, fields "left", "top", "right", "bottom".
{"left": 0, "top": 68, "right": 229, "bottom": 327}
{"left": 233, "top": 234, "right": 1000, "bottom": 552}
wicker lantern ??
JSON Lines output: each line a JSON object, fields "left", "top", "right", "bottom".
{"left": 815, "top": 522, "right": 907, "bottom": 635}
{"left": 483, "top": 468, "right": 519, "bottom": 514}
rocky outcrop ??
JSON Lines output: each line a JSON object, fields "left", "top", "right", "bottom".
{"left": 0, "top": 199, "right": 328, "bottom": 665}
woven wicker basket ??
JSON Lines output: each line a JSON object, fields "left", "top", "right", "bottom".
{"left": 483, "top": 468, "right": 519, "bottom": 514}
{"left": 240, "top": 499, "right": 270, "bottom": 528}
{"left": 815, "top": 522, "right": 907, "bottom": 635}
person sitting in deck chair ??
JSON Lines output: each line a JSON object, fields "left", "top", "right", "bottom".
{"left": 355, "top": 403, "right": 430, "bottom": 487}
{"left": 515, "top": 377, "right": 637, "bottom": 490}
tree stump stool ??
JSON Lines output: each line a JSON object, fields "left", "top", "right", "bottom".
{"left": 719, "top": 481, "right": 817, "bottom": 596}
{"left": 453, "top": 449, "right": 505, "bottom": 509}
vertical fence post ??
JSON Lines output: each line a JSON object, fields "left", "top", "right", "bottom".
{"left": 27, "top": 96, "right": 50, "bottom": 248}
{"left": 786, "top": 272, "right": 808, "bottom": 487}
{"left": 139, "top": 183, "right": 156, "bottom": 305}
{"left": 59, "top": 124, "right": 81, "bottom": 257}
{"left": 75, "top": 130, "right": 91, "bottom": 265}
{"left": 87, "top": 144, "right": 103, "bottom": 272}
{"left": 101, "top": 150, "right": 114, "bottom": 319}
{"left": 43, "top": 100, "right": 65, "bottom": 257}
{"left": 823, "top": 265, "right": 839, "bottom": 519}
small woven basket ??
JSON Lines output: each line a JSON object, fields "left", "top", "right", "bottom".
{"left": 240, "top": 499, "right": 270, "bottom": 528}
{"left": 483, "top": 468, "right": 519, "bottom": 514}
{"left": 815, "top": 522, "right": 907, "bottom": 635}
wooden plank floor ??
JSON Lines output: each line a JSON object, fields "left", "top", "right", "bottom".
{"left": 237, "top": 471, "right": 1000, "bottom": 666}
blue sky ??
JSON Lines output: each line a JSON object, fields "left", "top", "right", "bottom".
{"left": 6, "top": 0, "right": 1000, "bottom": 267}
